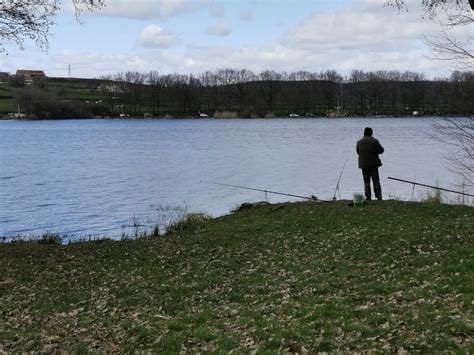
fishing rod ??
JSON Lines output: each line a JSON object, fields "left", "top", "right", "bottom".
{"left": 388, "top": 177, "right": 474, "bottom": 197}
{"left": 332, "top": 157, "right": 348, "bottom": 201}
{"left": 200, "top": 181, "right": 330, "bottom": 202}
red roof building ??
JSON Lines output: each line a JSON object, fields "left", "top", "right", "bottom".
{"left": 16, "top": 70, "right": 46, "bottom": 80}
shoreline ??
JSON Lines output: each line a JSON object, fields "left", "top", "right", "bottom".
{"left": 1, "top": 114, "right": 471, "bottom": 121}
{"left": 2, "top": 198, "right": 472, "bottom": 244}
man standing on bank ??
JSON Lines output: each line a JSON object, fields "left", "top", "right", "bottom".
{"left": 356, "top": 127, "right": 384, "bottom": 200}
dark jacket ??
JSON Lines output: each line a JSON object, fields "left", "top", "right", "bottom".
{"left": 356, "top": 136, "right": 384, "bottom": 169}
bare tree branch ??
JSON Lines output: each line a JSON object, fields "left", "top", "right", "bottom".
{"left": 432, "top": 117, "right": 474, "bottom": 186}
{"left": 424, "top": 32, "right": 474, "bottom": 69}
{"left": 0, "top": 0, "right": 105, "bottom": 52}
{"left": 386, "top": 0, "right": 474, "bottom": 13}
{"left": 386, "top": 0, "right": 474, "bottom": 188}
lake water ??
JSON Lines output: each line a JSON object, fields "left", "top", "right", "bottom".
{"left": 0, "top": 118, "right": 471, "bottom": 238}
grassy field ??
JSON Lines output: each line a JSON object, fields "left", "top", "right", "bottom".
{"left": 0, "top": 80, "right": 107, "bottom": 116}
{"left": 0, "top": 200, "right": 472, "bottom": 352}
{"left": 0, "top": 85, "right": 15, "bottom": 113}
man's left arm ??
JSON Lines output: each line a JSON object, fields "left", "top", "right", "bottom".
{"left": 376, "top": 139, "right": 384, "bottom": 154}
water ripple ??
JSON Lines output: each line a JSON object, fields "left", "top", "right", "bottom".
{"left": 0, "top": 118, "right": 469, "bottom": 237}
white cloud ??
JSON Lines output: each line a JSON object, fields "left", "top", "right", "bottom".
{"left": 181, "top": 44, "right": 296, "bottom": 71}
{"left": 63, "top": 0, "right": 208, "bottom": 20}
{"left": 41, "top": 0, "right": 472, "bottom": 78}
{"left": 282, "top": 0, "right": 436, "bottom": 52}
{"left": 210, "top": 6, "right": 225, "bottom": 18}
{"left": 48, "top": 50, "right": 157, "bottom": 78}
{"left": 206, "top": 21, "right": 232, "bottom": 36}
{"left": 37, "top": 41, "right": 445, "bottom": 80}
{"left": 0, "top": 55, "right": 15, "bottom": 74}
{"left": 239, "top": 10, "right": 254, "bottom": 22}
{"left": 271, "top": 0, "right": 472, "bottom": 75}
{"left": 177, "top": 42, "right": 445, "bottom": 76}
{"left": 138, "top": 25, "right": 176, "bottom": 48}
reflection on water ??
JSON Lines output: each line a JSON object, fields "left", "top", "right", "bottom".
{"left": 0, "top": 118, "right": 471, "bottom": 237}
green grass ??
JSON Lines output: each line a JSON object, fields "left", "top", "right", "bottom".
{"left": 0, "top": 98, "right": 16, "bottom": 113}
{"left": 0, "top": 200, "right": 473, "bottom": 352}
{"left": 0, "top": 84, "right": 15, "bottom": 113}
{"left": 0, "top": 80, "right": 109, "bottom": 115}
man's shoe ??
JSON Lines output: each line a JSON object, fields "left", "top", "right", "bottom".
{"left": 377, "top": 197, "right": 382, "bottom": 201}
{"left": 366, "top": 197, "right": 372, "bottom": 201}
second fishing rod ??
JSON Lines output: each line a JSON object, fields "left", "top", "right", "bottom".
{"left": 200, "top": 181, "right": 332, "bottom": 202}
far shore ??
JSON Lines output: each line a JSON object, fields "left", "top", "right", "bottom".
{"left": 1, "top": 113, "right": 469, "bottom": 121}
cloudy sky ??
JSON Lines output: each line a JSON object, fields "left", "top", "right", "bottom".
{"left": 0, "top": 0, "right": 471, "bottom": 78}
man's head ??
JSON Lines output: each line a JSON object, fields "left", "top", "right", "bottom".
{"left": 364, "top": 127, "right": 373, "bottom": 137}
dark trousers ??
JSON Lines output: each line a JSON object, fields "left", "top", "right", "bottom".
{"left": 362, "top": 168, "right": 382, "bottom": 200}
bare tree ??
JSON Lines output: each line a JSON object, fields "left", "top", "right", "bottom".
{"left": 0, "top": 0, "right": 105, "bottom": 52}
{"left": 387, "top": 0, "right": 473, "bottom": 188}
{"left": 386, "top": 0, "right": 473, "bottom": 66}
{"left": 424, "top": 33, "right": 473, "bottom": 69}
{"left": 433, "top": 116, "right": 474, "bottom": 186}
{"left": 386, "top": 0, "right": 473, "bottom": 14}
{"left": 257, "top": 70, "right": 284, "bottom": 115}
{"left": 147, "top": 70, "right": 162, "bottom": 115}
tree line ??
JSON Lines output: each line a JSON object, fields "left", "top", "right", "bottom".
{"left": 12, "top": 68, "right": 474, "bottom": 119}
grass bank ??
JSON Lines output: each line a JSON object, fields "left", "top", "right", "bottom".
{"left": 0, "top": 200, "right": 473, "bottom": 352}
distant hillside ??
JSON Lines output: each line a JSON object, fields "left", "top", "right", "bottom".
{"left": 1, "top": 69, "right": 473, "bottom": 119}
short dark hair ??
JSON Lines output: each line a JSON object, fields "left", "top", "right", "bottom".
{"left": 364, "top": 127, "right": 373, "bottom": 136}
